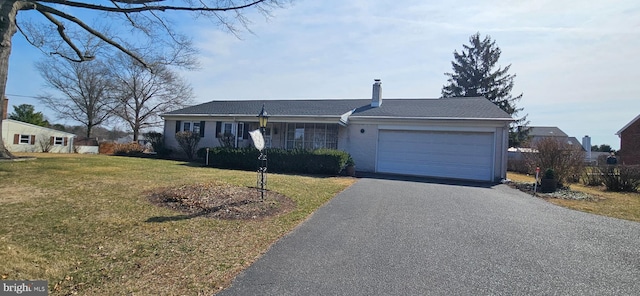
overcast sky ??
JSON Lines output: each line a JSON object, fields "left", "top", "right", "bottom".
{"left": 6, "top": 0, "right": 639, "bottom": 149}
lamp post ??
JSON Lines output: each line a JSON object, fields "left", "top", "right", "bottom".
{"left": 257, "top": 104, "right": 269, "bottom": 200}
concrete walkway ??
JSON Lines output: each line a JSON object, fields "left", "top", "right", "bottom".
{"left": 218, "top": 177, "right": 640, "bottom": 295}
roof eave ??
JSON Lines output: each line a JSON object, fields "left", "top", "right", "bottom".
{"left": 350, "top": 116, "right": 514, "bottom": 121}
{"left": 160, "top": 114, "right": 342, "bottom": 120}
{"left": 616, "top": 114, "right": 640, "bottom": 136}
{"left": 3, "top": 119, "right": 77, "bottom": 136}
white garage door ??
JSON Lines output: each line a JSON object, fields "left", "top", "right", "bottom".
{"left": 377, "top": 130, "right": 495, "bottom": 181}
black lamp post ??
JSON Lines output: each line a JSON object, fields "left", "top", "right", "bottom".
{"left": 257, "top": 104, "right": 269, "bottom": 200}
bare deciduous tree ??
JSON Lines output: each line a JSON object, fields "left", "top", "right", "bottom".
{"left": 110, "top": 54, "right": 194, "bottom": 141}
{"left": 0, "top": 0, "right": 286, "bottom": 159}
{"left": 524, "top": 137, "right": 586, "bottom": 186}
{"left": 37, "top": 134, "right": 53, "bottom": 152}
{"left": 36, "top": 56, "right": 115, "bottom": 138}
{"left": 175, "top": 130, "right": 200, "bottom": 160}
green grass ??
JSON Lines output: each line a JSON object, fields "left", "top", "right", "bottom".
{"left": 0, "top": 153, "right": 355, "bottom": 295}
{"left": 507, "top": 172, "right": 640, "bottom": 222}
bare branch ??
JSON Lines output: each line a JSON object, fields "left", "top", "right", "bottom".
{"left": 110, "top": 0, "right": 138, "bottom": 28}
{"left": 34, "top": 3, "right": 149, "bottom": 67}
{"left": 37, "top": 0, "right": 270, "bottom": 14}
{"left": 15, "top": 23, "right": 49, "bottom": 55}
{"left": 38, "top": 10, "right": 93, "bottom": 62}
{"left": 111, "top": 0, "right": 164, "bottom": 4}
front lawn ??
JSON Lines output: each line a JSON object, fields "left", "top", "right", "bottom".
{"left": 0, "top": 153, "right": 355, "bottom": 295}
{"left": 507, "top": 172, "right": 640, "bottom": 222}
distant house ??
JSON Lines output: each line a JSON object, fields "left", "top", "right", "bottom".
{"left": 508, "top": 126, "right": 591, "bottom": 171}
{"left": 525, "top": 126, "right": 586, "bottom": 151}
{"left": 616, "top": 114, "right": 640, "bottom": 165}
{"left": 161, "top": 80, "right": 514, "bottom": 182}
{"left": 1, "top": 119, "right": 76, "bottom": 153}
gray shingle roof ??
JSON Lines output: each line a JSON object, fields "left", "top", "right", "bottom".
{"left": 528, "top": 126, "right": 568, "bottom": 137}
{"left": 162, "top": 97, "right": 512, "bottom": 120}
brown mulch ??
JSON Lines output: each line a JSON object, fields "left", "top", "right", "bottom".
{"left": 147, "top": 182, "right": 295, "bottom": 220}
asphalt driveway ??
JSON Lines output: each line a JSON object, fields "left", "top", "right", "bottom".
{"left": 218, "top": 177, "right": 640, "bottom": 295}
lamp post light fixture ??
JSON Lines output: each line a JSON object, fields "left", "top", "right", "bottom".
{"left": 257, "top": 104, "right": 269, "bottom": 200}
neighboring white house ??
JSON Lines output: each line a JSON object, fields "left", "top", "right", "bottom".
{"left": 161, "top": 79, "right": 514, "bottom": 182}
{"left": 1, "top": 119, "right": 76, "bottom": 153}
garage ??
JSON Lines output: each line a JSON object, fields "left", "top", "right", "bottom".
{"left": 377, "top": 130, "right": 495, "bottom": 181}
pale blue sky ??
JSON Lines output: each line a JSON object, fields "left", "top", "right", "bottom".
{"left": 6, "top": 0, "right": 640, "bottom": 149}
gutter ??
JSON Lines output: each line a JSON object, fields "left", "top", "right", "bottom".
{"left": 349, "top": 116, "right": 515, "bottom": 121}
{"left": 338, "top": 109, "right": 356, "bottom": 126}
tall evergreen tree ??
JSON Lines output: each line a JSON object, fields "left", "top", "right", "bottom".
{"left": 442, "top": 32, "right": 529, "bottom": 146}
{"left": 8, "top": 104, "right": 49, "bottom": 127}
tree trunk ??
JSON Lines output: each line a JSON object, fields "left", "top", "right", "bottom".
{"left": 132, "top": 122, "right": 139, "bottom": 142}
{"left": 0, "top": 1, "right": 22, "bottom": 159}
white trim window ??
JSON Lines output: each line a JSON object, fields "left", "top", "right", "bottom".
{"left": 222, "top": 122, "right": 234, "bottom": 136}
{"left": 53, "top": 137, "right": 64, "bottom": 146}
{"left": 181, "top": 121, "right": 201, "bottom": 133}
{"left": 19, "top": 134, "right": 32, "bottom": 145}
{"left": 285, "top": 123, "right": 338, "bottom": 150}
{"left": 237, "top": 122, "right": 245, "bottom": 140}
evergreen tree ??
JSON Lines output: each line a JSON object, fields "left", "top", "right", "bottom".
{"left": 442, "top": 32, "right": 529, "bottom": 146}
{"left": 8, "top": 104, "right": 49, "bottom": 127}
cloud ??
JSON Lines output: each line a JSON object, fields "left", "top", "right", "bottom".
{"left": 8, "top": 0, "right": 639, "bottom": 148}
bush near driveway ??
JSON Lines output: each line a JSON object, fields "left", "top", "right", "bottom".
{"left": 507, "top": 171, "right": 640, "bottom": 222}
{"left": 597, "top": 165, "right": 640, "bottom": 192}
{"left": 523, "top": 137, "right": 585, "bottom": 186}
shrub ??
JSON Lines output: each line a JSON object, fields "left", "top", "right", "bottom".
{"left": 113, "top": 142, "right": 145, "bottom": 156}
{"left": 175, "top": 131, "right": 201, "bottom": 160}
{"left": 581, "top": 167, "right": 603, "bottom": 186}
{"left": 218, "top": 132, "right": 235, "bottom": 148}
{"left": 524, "top": 137, "right": 585, "bottom": 187}
{"left": 144, "top": 131, "right": 171, "bottom": 156}
{"left": 598, "top": 165, "right": 640, "bottom": 192}
{"left": 38, "top": 135, "right": 53, "bottom": 153}
{"left": 99, "top": 142, "right": 116, "bottom": 154}
{"left": 507, "top": 159, "right": 529, "bottom": 174}
{"left": 196, "top": 147, "right": 351, "bottom": 175}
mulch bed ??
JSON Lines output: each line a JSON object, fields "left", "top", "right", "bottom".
{"left": 147, "top": 182, "right": 296, "bottom": 220}
{"left": 507, "top": 181, "right": 598, "bottom": 201}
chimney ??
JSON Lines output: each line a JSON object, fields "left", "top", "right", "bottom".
{"left": 582, "top": 135, "right": 592, "bottom": 161}
{"left": 1, "top": 96, "right": 7, "bottom": 120}
{"left": 371, "top": 79, "right": 382, "bottom": 107}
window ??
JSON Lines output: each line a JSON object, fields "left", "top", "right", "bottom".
{"left": 179, "top": 121, "right": 204, "bottom": 137}
{"left": 237, "top": 123, "right": 245, "bottom": 140}
{"left": 285, "top": 123, "right": 338, "bottom": 150}
{"left": 20, "top": 134, "right": 32, "bottom": 145}
{"left": 222, "top": 122, "right": 233, "bottom": 135}
{"left": 53, "top": 137, "right": 64, "bottom": 146}
{"left": 192, "top": 122, "right": 200, "bottom": 134}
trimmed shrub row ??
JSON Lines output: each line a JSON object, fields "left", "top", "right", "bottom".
{"left": 590, "top": 165, "right": 640, "bottom": 192}
{"left": 197, "top": 147, "right": 351, "bottom": 175}
{"left": 113, "top": 143, "right": 145, "bottom": 156}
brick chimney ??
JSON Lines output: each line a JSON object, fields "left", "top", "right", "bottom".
{"left": 371, "top": 79, "right": 382, "bottom": 107}
{"left": 1, "top": 96, "right": 7, "bottom": 120}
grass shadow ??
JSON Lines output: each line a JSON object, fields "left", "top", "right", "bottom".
{"left": 145, "top": 211, "right": 209, "bottom": 223}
